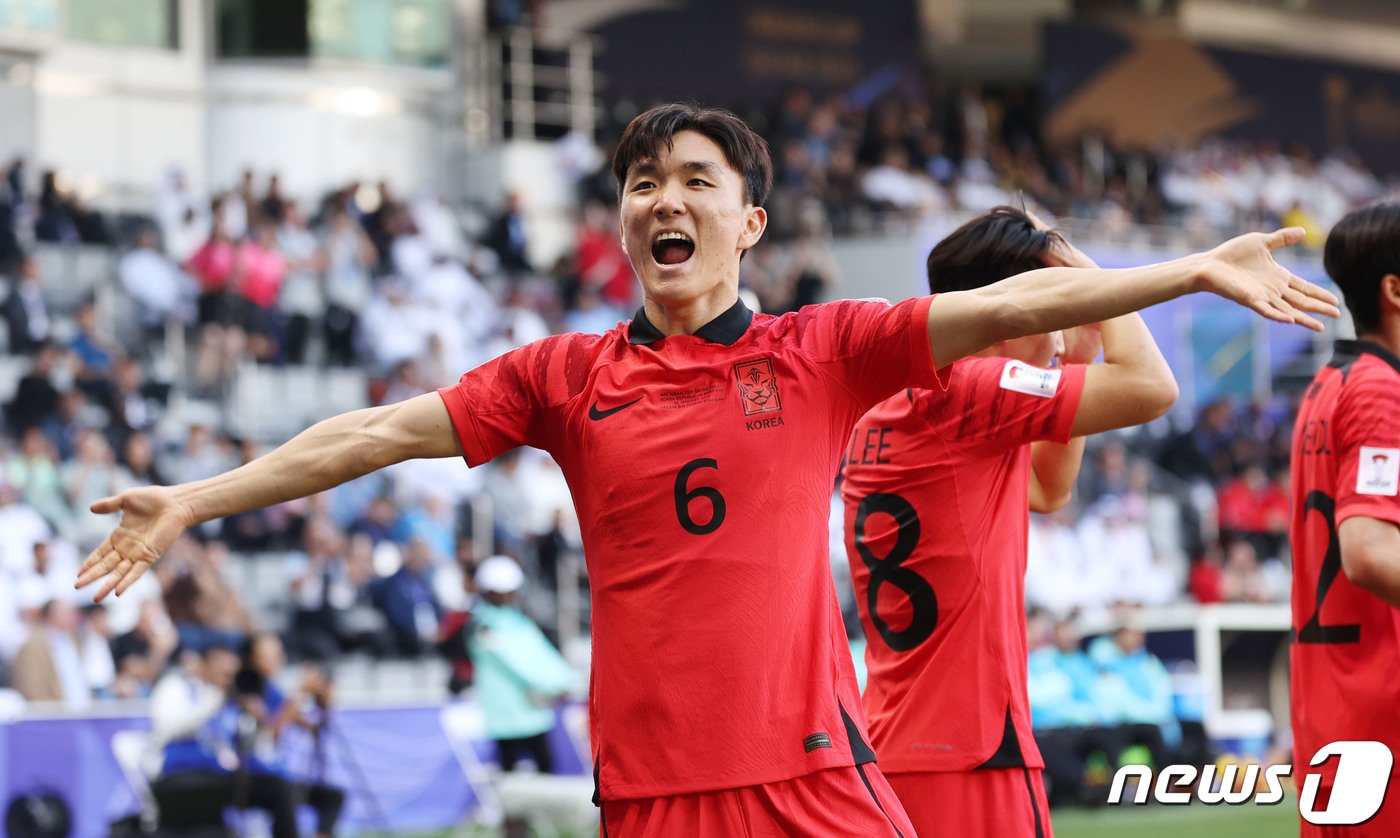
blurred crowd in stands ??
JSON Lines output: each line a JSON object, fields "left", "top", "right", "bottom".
{"left": 747, "top": 84, "right": 1392, "bottom": 244}
{"left": 0, "top": 80, "right": 1390, "bottom": 716}
{"left": 1018, "top": 391, "right": 1297, "bottom": 625}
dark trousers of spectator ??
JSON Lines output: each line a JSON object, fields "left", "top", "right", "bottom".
{"left": 151, "top": 770, "right": 297, "bottom": 838}
{"left": 284, "top": 314, "right": 314, "bottom": 366}
{"left": 294, "top": 781, "right": 346, "bottom": 837}
{"left": 1172, "top": 720, "right": 1212, "bottom": 767}
{"left": 1037, "top": 726, "right": 1106, "bottom": 807}
{"left": 323, "top": 306, "right": 358, "bottom": 367}
{"left": 198, "top": 290, "right": 244, "bottom": 329}
{"left": 496, "top": 732, "right": 553, "bottom": 773}
{"left": 1036, "top": 723, "right": 1171, "bottom": 807}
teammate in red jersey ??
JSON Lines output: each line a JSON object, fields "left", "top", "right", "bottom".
{"left": 840, "top": 207, "right": 1178, "bottom": 837}
{"left": 76, "top": 104, "right": 1335, "bottom": 836}
{"left": 1290, "top": 200, "right": 1400, "bottom": 837}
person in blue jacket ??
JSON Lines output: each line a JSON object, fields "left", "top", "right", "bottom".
{"left": 147, "top": 640, "right": 298, "bottom": 836}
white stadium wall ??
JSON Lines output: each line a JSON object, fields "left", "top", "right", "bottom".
{"left": 5, "top": 0, "right": 469, "bottom": 210}
{"left": 0, "top": 52, "right": 37, "bottom": 164}
{"left": 28, "top": 0, "right": 207, "bottom": 206}
{"left": 205, "top": 62, "right": 454, "bottom": 202}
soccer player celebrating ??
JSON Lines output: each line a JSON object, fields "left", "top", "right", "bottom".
{"left": 840, "top": 206, "right": 1177, "bottom": 837}
{"left": 77, "top": 104, "right": 1334, "bottom": 836}
{"left": 1290, "top": 199, "right": 1400, "bottom": 836}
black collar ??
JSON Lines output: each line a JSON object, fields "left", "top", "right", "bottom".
{"left": 1331, "top": 339, "right": 1400, "bottom": 375}
{"left": 627, "top": 298, "right": 754, "bottom": 347}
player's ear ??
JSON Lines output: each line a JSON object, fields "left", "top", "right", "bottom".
{"left": 738, "top": 206, "right": 767, "bottom": 253}
{"left": 1382, "top": 273, "right": 1400, "bottom": 313}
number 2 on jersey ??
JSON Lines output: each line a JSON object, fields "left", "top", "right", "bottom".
{"left": 1295, "top": 490, "right": 1361, "bottom": 645}
{"left": 853, "top": 492, "right": 938, "bottom": 651}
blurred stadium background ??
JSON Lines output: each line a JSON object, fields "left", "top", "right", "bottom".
{"left": 0, "top": 0, "right": 1397, "bottom": 835}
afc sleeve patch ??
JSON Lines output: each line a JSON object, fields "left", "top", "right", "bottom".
{"left": 1356, "top": 446, "right": 1400, "bottom": 496}
{"left": 999, "top": 359, "right": 1061, "bottom": 399}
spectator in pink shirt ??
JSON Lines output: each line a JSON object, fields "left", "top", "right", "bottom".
{"left": 186, "top": 211, "right": 237, "bottom": 328}
{"left": 235, "top": 222, "right": 287, "bottom": 362}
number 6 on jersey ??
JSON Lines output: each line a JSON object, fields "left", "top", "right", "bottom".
{"left": 675, "top": 458, "right": 726, "bottom": 535}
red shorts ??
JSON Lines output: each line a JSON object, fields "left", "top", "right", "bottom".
{"left": 600, "top": 764, "right": 916, "bottom": 837}
{"left": 886, "top": 767, "right": 1053, "bottom": 838}
{"left": 1299, "top": 776, "right": 1400, "bottom": 838}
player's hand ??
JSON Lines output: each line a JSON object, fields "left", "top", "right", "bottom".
{"left": 1198, "top": 228, "right": 1340, "bottom": 330}
{"left": 75, "top": 485, "right": 195, "bottom": 602}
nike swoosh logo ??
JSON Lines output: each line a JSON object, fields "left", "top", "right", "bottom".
{"left": 588, "top": 397, "right": 642, "bottom": 420}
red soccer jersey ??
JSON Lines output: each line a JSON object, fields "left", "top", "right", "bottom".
{"left": 438, "top": 297, "right": 938, "bottom": 799}
{"left": 839, "top": 355, "right": 1087, "bottom": 774}
{"left": 1289, "top": 340, "right": 1400, "bottom": 775}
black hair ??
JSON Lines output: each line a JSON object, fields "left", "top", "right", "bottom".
{"left": 613, "top": 103, "right": 773, "bottom": 207}
{"left": 1323, "top": 199, "right": 1400, "bottom": 335}
{"left": 925, "top": 206, "right": 1063, "bottom": 295}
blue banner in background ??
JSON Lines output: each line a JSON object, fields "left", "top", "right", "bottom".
{"left": 2, "top": 702, "right": 589, "bottom": 838}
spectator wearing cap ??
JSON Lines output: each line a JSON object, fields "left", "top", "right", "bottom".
{"left": 469, "top": 555, "right": 578, "bottom": 774}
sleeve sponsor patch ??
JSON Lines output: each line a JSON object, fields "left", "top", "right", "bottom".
{"left": 999, "top": 359, "right": 1061, "bottom": 398}
{"left": 1357, "top": 446, "right": 1400, "bottom": 496}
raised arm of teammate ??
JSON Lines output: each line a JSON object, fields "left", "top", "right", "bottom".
{"left": 1026, "top": 236, "right": 1179, "bottom": 513}
{"left": 75, "top": 391, "right": 461, "bottom": 601}
{"left": 1340, "top": 516, "right": 1400, "bottom": 608}
{"left": 926, "top": 227, "right": 1339, "bottom": 370}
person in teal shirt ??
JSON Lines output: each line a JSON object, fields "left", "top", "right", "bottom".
{"left": 470, "top": 555, "right": 579, "bottom": 773}
{"left": 1089, "top": 625, "right": 1179, "bottom": 746}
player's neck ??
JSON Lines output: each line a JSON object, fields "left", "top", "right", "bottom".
{"left": 642, "top": 288, "right": 741, "bottom": 337}
{"left": 1357, "top": 323, "right": 1400, "bottom": 358}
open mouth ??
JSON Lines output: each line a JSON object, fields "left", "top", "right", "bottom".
{"left": 651, "top": 231, "right": 695, "bottom": 266}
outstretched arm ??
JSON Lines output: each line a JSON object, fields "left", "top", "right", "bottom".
{"left": 926, "top": 227, "right": 1338, "bottom": 369}
{"left": 76, "top": 391, "right": 462, "bottom": 601}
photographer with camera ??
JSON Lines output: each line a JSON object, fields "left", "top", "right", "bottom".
{"left": 236, "top": 632, "right": 347, "bottom": 838}
{"left": 148, "top": 640, "right": 299, "bottom": 837}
